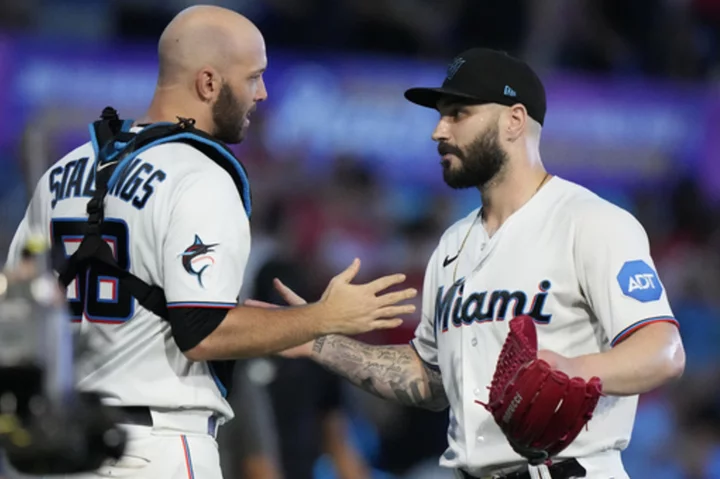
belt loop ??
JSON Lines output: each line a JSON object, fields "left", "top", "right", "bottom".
{"left": 207, "top": 415, "right": 218, "bottom": 438}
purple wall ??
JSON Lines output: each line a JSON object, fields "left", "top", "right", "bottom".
{"left": 0, "top": 36, "right": 717, "bottom": 194}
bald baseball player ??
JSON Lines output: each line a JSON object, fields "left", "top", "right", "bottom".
{"left": 5, "top": 6, "right": 415, "bottom": 479}
{"left": 249, "top": 48, "right": 686, "bottom": 479}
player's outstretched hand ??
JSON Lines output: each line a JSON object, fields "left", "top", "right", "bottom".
{"left": 244, "top": 259, "right": 416, "bottom": 354}
{"left": 317, "top": 258, "right": 416, "bottom": 335}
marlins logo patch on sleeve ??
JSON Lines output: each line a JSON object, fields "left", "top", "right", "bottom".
{"left": 616, "top": 260, "right": 663, "bottom": 302}
{"left": 179, "top": 234, "right": 218, "bottom": 288}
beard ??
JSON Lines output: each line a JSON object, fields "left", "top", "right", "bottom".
{"left": 438, "top": 125, "right": 508, "bottom": 189}
{"left": 211, "top": 82, "right": 252, "bottom": 144}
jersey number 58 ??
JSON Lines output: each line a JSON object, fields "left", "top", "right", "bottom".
{"left": 50, "top": 218, "right": 134, "bottom": 324}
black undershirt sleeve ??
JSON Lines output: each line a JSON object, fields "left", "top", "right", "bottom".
{"left": 167, "top": 306, "right": 229, "bottom": 352}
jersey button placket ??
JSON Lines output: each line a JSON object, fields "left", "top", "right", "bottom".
{"left": 460, "top": 305, "right": 476, "bottom": 458}
{"left": 473, "top": 381, "right": 485, "bottom": 445}
{"left": 470, "top": 328, "right": 487, "bottom": 448}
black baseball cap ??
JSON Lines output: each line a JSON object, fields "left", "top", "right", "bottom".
{"left": 404, "top": 48, "right": 547, "bottom": 125}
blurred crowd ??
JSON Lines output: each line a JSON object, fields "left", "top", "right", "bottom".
{"left": 0, "top": 1, "right": 719, "bottom": 478}
{"left": 2, "top": 0, "right": 719, "bottom": 80}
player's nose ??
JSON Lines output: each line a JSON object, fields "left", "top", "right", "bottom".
{"left": 431, "top": 118, "right": 450, "bottom": 143}
{"left": 255, "top": 77, "right": 268, "bottom": 103}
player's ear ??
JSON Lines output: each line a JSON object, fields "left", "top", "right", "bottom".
{"left": 195, "top": 66, "right": 221, "bottom": 103}
{"left": 505, "top": 104, "right": 527, "bottom": 143}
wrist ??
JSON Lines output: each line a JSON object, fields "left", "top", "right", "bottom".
{"left": 571, "top": 354, "right": 603, "bottom": 382}
{"left": 310, "top": 335, "right": 332, "bottom": 361}
{"left": 540, "top": 349, "right": 601, "bottom": 382}
{"left": 309, "top": 338, "right": 321, "bottom": 361}
{"left": 309, "top": 300, "right": 336, "bottom": 336}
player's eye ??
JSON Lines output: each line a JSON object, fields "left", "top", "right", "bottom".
{"left": 439, "top": 107, "right": 458, "bottom": 119}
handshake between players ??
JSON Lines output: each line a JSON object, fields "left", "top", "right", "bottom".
{"left": 184, "top": 257, "right": 416, "bottom": 362}
{"left": 304, "top": 258, "right": 416, "bottom": 335}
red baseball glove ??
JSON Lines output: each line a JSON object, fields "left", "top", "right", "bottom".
{"left": 480, "top": 315, "right": 603, "bottom": 465}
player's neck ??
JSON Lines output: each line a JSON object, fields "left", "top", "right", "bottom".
{"left": 479, "top": 165, "right": 550, "bottom": 237}
{"left": 137, "top": 89, "right": 213, "bottom": 133}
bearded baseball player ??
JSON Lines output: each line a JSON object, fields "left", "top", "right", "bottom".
{"left": 250, "top": 48, "right": 686, "bottom": 479}
{"left": 4, "top": 6, "right": 416, "bottom": 479}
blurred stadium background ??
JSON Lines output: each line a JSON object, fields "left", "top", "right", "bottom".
{"left": 0, "top": 0, "right": 719, "bottom": 478}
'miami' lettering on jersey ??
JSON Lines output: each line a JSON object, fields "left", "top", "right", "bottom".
{"left": 49, "top": 157, "right": 166, "bottom": 210}
{"left": 434, "top": 278, "right": 552, "bottom": 332}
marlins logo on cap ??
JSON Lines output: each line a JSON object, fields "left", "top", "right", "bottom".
{"left": 404, "top": 47, "right": 547, "bottom": 125}
{"left": 446, "top": 57, "right": 466, "bottom": 80}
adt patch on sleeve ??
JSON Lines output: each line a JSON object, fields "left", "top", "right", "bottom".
{"left": 616, "top": 260, "right": 663, "bottom": 302}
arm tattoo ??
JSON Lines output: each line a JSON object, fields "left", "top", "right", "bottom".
{"left": 312, "top": 335, "right": 449, "bottom": 411}
{"left": 312, "top": 336, "right": 327, "bottom": 354}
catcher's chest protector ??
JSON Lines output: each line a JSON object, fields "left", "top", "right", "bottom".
{"left": 53, "top": 107, "right": 252, "bottom": 320}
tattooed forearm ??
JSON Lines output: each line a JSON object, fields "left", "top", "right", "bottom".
{"left": 311, "top": 335, "right": 449, "bottom": 411}
{"left": 312, "top": 335, "right": 327, "bottom": 354}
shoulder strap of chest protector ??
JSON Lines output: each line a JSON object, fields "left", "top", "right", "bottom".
{"left": 53, "top": 106, "right": 252, "bottom": 320}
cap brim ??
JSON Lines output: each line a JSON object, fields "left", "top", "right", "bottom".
{"left": 404, "top": 87, "right": 484, "bottom": 109}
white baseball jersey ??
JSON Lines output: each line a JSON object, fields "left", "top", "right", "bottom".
{"left": 411, "top": 176, "right": 678, "bottom": 478}
{"left": 6, "top": 133, "right": 250, "bottom": 423}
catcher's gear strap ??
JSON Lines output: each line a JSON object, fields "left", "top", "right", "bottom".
{"left": 53, "top": 106, "right": 252, "bottom": 321}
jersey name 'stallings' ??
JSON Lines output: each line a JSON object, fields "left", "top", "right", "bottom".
{"left": 411, "top": 176, "right": 678, "bottom": 476}
{"left": 6, "top": 137, "right": 251, "bottom": 422}
{"left": 48, "top": 154, "right": 167, "bottom": 211}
